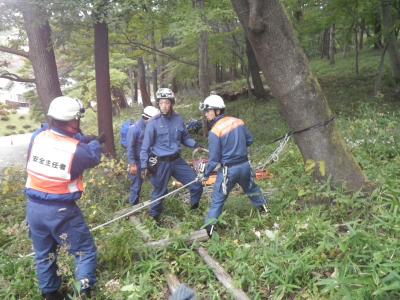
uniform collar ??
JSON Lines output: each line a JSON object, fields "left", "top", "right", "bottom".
{"left": 209, "top": 114, "right": 225, "bottom": 129}
{"left": 50, "top": 126, "right": 76, "bottom": 138}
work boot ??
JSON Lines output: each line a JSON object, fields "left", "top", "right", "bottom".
{"left": 205, "top": 224, "right": 214, "bottom": 237}
{"left": 190, "top": 202, "right": 199, "bottom": 210}
{"left": 80, "top": 288, "right": 91, "bottom": 299}
{"left": 153, "top": 215, "right": 162, "bottom": 225}
{"left": 42, "top": 291, "right": 64, "bottom": 300}
{"left": 259, "top": 204, "right": 268, "bottom": 214}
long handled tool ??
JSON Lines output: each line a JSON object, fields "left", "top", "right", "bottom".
{"left": 23, "top": 178, "right": 199, "bottom": 258}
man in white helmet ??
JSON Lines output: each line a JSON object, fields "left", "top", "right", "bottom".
{"left": 198, "top": 94, "right": 268, "bottom": 237}
{"left": 126, "top": 105, "right": 160, "bottom": 205}
{"left": 140, "top": 88, "right": 204, "bottom": 221}
{"left": 25, "top": 96, "right": 104, "bottom": 299}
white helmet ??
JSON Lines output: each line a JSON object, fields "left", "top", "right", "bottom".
{"left": 199, "top": 94, "right": 225, "bottom": 112}
{"left": 142, "top": 106, "right": 160, "bottom": 119}
{"left": 47, "top": 96, "right": 85, "bottom": 121}
{"left": 156, "top": 88, "right": 175, "bottom": 104}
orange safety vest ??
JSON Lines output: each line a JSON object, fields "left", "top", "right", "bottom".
{"left": 26, "top": 130, "right": 84, "bottom": 194}
{"left": 211, "top": 116, "right": 244, "bottom": 137}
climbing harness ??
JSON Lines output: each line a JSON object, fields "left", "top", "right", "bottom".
{"left": 222, "top": 166, "right": 228, "bottom": 195}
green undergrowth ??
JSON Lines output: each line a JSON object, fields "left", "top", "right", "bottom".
{"left": 1, "top": 51, "right": 400, "bottom": 299}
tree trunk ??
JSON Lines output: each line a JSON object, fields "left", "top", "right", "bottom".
{"left": 18, "top": 1, "right": 62, "bottom": 114}
{"left": 374, "top": 12, "right": 383, "bottom": 49}
{"left": 359, "top": 19, "right": 365, "bottom": 50}
{"left": 196, "top": 0, "right": 210, "bottom": 137}
{"left": 111, "top": 86, "right": 128, "bottom": 109}
{"left": 381, "top": 0, "right": 400, "bottom": 81}
{"left": 231, "top": 0, "right": 366, "bottom": 191}
{"left": 329, "top": 24, "right": 336, "bottom": 65}
{"left": 138, "top": 57, "right": 151, "bottom": 107}
{"left": 321, "top": 28, "right": 330, "bottom": 59}
{"left": 150, "top": 25, "right": 158, "bottom": 99}
{"left": 245, "top": 37, "right": 266, "bottom": 98}
{"left": 128, "top": 67, "right": 137, "bottom": 104}
{"left": 354, "top": 25, "right": 360, "bottom": 76}
{"left": 197, "top": 2, "right": 209, "bottom": 98}
{"left": 94, "top": 21, "right": 115, "bottom": 157}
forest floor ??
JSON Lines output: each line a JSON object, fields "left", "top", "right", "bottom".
{"left": 1, "top": 49, "right": 400, "bottom": 299}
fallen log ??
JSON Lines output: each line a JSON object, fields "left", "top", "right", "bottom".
{"left": 128, "top": 216, "right": 152, "bottom": 241}
{"left": 166, "top": 273, "right": 181, "bottom": 294}
{"left": 197, "top": 247, "right": 250, "bottom": 300}
{"left": 145, "top": 229, "right": 209, "bottom": 249}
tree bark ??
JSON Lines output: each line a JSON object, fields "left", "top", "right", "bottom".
{"left": 94, "top": 21, "right": 115, "bottom": 157}
{"left": 231, "top": 0, "right": 366, "bottom": 191}
{"left": 111, "top": 86, "right": 128, "bottom": 109}
{"left": 18, "top": 1, "right": 62, "bottom": 114}
{"left": 138, "top": 57, "right": 151, "bottom": 107}
{"left": 321, "top": 28, "right": 330, "bottom": 59}
{"left": 128, "top": 67, "right": 138, "bottom": 104}
{"left": 381, "top": 0, "right": 400, "bottom": 81}
{"left": 354, "top": 25, "right": 360, "bottom": 76}
{"left": 374, "top": 12, "right": 383, "bottom": 49}
{"left": 245, "top": 37, "right": 266, "bottom": 98}
{"left": 150, "top": 25, "right": 158, "bottom": 100}
{"left": 196, "top": 0, "right": 210, "bottom": 137}
{"left": 197, "top": 0, "right": 210, "bottom": 98}
{"left": 329, "top": 24, "right": 336, "bottom": 65}
{"left": 359, "top": 19, "right": 365, "bottom": 50}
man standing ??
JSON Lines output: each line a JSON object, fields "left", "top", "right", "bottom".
{"left": 127, "top": 105, "right": 160, "bottom": 205}
{"left": 25, "top": 96, "right": 104, "bottom": 299}
{"left": 198, "top": 94, "right": 268, "bottom": 237}
{"left": 140, "top": 88, "right": 203, "bottom": 221}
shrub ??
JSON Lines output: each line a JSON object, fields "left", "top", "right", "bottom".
{"left": 22, "top": 124, "right": 32, "bottom": 129}
{"left": 18, "top": 130, "right": 25, "bottom": 134}
{"left": 6, "top": 125, "right": 16, "bottom": 130}
{"left": 0, "top": 109, "right": 9, "bottom": 116}
{"left": 18, "top": 116, "right": 25, "bottom": 120}
{"left": 1, "top": 116, "right": 10, "bottom": 121}
{"left": 11, "top": 110, "right": 17, "bottom": 114}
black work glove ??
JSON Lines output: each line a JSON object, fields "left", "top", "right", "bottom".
{"left": 141, "top": 168, "right": 148, "bottom": 180}
{"left": 97, "top": 132, "right": 106, "bottom": 144}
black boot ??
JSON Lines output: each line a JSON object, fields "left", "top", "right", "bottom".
{"left": 205, "top": 224, "right": 214, "bottom": 237}
{"left": 42, "top": 291, "right": 64, "bottom": 300}
{"left": 190, "top": 202, "right": 199, "bottom": 210}
{"left": 259, "top": 204, "right": 268, "bottom": 214}
{"left": 80, "top": 288, "right": 91, "bottom": 299}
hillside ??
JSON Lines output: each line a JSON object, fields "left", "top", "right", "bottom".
{"left": 1, "top": 50, "right": 400, "bottom": 299}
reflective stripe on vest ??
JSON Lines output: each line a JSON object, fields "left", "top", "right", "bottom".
{"left": 211, "top": 116, "right": 244, "bottom": 138}
{"left": 26, "top": 130, "right": 84, "bottom": 194}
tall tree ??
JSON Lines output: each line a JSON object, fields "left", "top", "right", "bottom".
{"left": 231, "top": 0, "right": 366, "bottom": 191}
{"left": 245, "top": 37, "right": 266, "bottom": 98}
{"left": 5, "top": 0, "right": 62, "bottom": 114}
{"left": 94, "top": 17, "right": 115, "bottom": 156}
{"left": 381, "top": 0, "right": 400, "bottom": 81}
{"left": 196, "top": 0, "right": 210, "bottom": 98}
{"left": 138, "top": 56, "right": 151, "bottom": 107}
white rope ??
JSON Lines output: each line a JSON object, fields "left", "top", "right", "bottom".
{"left": 22, "top": 178, "right": 199, "bottom": 258}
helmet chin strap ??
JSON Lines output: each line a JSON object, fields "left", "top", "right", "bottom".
{"left": 64, "top": 119, "right": 81, "bottom": 134}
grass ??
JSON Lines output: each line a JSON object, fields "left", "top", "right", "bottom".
{"left": 1, "top": 49, "right": 400, "bottom": 299}
{"left": 0, "top": 106, "right": 39, "bottom": 136}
